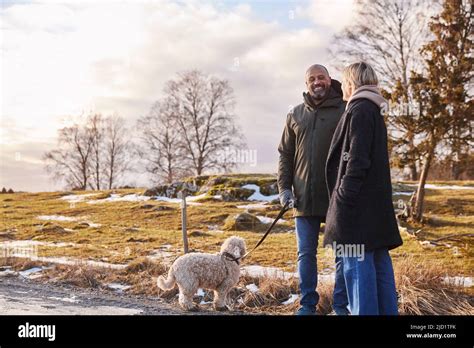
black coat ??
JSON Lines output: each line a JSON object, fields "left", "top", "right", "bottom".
{"left": 323, "top": 98, "right": 402, "bottom": 251}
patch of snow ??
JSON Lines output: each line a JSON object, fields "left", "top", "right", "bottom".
{"left": 147, "top": 249, "right": 174, "bottom": 264}
{"left": 195, "top": 288, "right": 205, "bottom": 297}
{"left": 282, "top": 294, "right": 299, "bottom": 305}
{"left": 442, "top": 276, "right": 473, "bottom": 288}
{"left": 187, "top": 193, "right": 207, "bottom": 202}
{"left": 0, "top": 294, "right": 143, "bottom": 315}
{"left": 0, "top": 240, "right": 76, "bottom": 258}
{"left": 242, "top": 184, "right": 279, "bottom": 202}
{"left": 107, "top": 283, "right": 131, "bottom": 292}
{"left": 241, "top": 265, "right": 297, "bottom": 280}
{"left": 0, "top": 267, "right": 17, "bottom": 277}
{"left": 419, "top": 240, "right": 436, "bottom": 248}
{"left": 0, "top": 240, "right": 75, "bottom": 249}
{"left": 237, "top": 202, "right": 269, "bottom": 209}
{"left": 208, "top": 230, "right": 224, "bottom": 234}
{"left": 37, "top": 215, "right": 80, "bottom": 222}
{"left": 393, "top": 192, "right": 414, "bottom": 196}
{"left": 256, "top": 215, "right": 287, "bottom": 224}
{"left": 245, "top": 283, "right": 259, "bottom": 293}
{"left": 88, "top": 194, "right": 151, "bottom": 204}
{"left": 26, "top": 256, "right": 127, "bottom": 270}
{"left": 154, "top": 196, "right": 180, "bottom": 203}
{"left": 19, "top": 267, "right": 43, "bottom": 279}
{"left": 406, "top": 184, "right": 474, "bottom": 190}
{"left": 60, "top": 193, "right": 100, "bottom": 203}
{"left": 153, "top": 196, "right": 203, "bottom": 206}
{"left": 48, "top": 296, "right": 80, "bottom": 303}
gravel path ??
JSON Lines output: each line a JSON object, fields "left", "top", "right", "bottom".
{"left": 0, "top": 276, "right": 239, "bottom": 315}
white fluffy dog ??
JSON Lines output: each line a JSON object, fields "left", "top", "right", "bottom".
{"left": 157, "top": 236, "right": 246, "bottom": 311}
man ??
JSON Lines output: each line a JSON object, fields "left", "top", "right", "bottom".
{"left": 277, "top": 64, "right": 347, "bottom": 315}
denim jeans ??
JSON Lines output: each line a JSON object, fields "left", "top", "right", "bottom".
{"left": 342, "top": 248, "right": 398, "bottom": 315}
{"left": 295, "top": 217, "right": 320, "bottom": 309}
{"left": 333, "top": 256, "right": 350, "bottom": 315}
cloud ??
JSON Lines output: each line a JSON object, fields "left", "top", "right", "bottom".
{"left": 1, "top": 0, "right": 354, "bottom": 191}
{"left": 296, "top": 0, "right": 355, "bottom": 32}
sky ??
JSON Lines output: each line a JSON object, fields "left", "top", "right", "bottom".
{"left": 0, "top": 0, "right": 355, "bottom": 192}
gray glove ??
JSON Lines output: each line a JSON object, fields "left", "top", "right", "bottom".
{"left": 279, "top": 189, "right": 297, "bottom": 208}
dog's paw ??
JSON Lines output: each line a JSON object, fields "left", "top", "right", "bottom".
{"left": 214, "top": 305, "right": 229, "bottom": 312}
{"left": 188, "top": 305, "right": 200, "bottom": 312}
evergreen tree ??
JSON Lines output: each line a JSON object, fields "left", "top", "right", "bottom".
{"left": 410, "top": 0, "right": 473, "bottom": 221}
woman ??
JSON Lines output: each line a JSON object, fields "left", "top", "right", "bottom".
{"left": 324, "top": 62, "right": 403, "bottom": 315}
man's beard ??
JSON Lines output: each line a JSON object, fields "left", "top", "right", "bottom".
{"left": 311, "top": 85, "right": 329, "bottom": 100}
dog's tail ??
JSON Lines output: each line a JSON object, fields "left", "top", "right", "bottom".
{"left": 157, "top": 267, "right": 176, "bottom": 290}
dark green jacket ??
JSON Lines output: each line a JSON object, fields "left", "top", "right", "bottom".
{"left": 278, "top": 80, "right": 346, "bottom": 217}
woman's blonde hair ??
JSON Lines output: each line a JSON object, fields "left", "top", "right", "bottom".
{"left": 342, "top": 62, "right": 378, "bottom": 89}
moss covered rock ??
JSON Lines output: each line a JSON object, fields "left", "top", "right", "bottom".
{"left": 223, "top": 212, "right": 263, "bottom": 231}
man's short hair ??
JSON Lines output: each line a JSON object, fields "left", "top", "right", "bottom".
{"left": 342, "top": 62, "right": 378, "bottom": 88}
{"left": 306, "top": 64, "right": 329, "bottom": 77}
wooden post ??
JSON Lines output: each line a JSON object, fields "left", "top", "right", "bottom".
{"left": 179, "top": 190, "right": 189, "bottom": 254}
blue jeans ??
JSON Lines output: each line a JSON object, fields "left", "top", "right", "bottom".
{"left": 295, "top": 217, "right": 320, "bottom": 308}
{"left": 296, "top": 217, "right": 350, "bottom": 311}
{"left": 342, "top": 248, "right": 398, "bottom": 315}
{"left": 333, "top": 256, "right": 350, "bottom": 315}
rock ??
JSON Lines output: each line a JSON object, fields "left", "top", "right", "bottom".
{"left": 143, "top": 185, "right": 169, "bottom": 197}
{"left": 188, "top": 231, "right": 210, "bottom": 237}
{"left": 38, "top": 222, "right": 67, "bottom": 233}
{"left": 126, "top": 237, "right": 155, "bottom": 242}
{"left": 198, "top": 176, "right": 227, "bottom": 194}
{"left": 153, "top": 206, "right": 174, "bottom": 211}
{"left": 124, "top": 227, "right": 140, "bottom": 232}
{"left": 73, "top": 222, "right": 91, "bottom": 229}
{"left": 143, "top": 180, "right": 198, "bottom": 198}
{"left": 208, "top": 187, "right": 254, "bottom": 201}
{"left": 260, "top": 182, "right": 278, "bottom": 196}
{"left": 223, "top": 213, "right": 263, "bottom": 231}
{"left": 139, "top": 204, "right": 155, "bottom": 209}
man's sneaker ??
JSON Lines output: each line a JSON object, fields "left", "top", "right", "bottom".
{"left": 295, "top": 306, "right": 317, "bottom": 316}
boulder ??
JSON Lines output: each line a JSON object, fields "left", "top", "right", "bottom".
{"left": 223, "top": 212, "right": 263, "bottom": 231}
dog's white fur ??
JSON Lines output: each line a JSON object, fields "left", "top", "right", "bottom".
{"left": 157, "top": 236, "right": 246, "bottom": 311}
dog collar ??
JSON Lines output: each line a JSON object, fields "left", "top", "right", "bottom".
{"left": 221, "top": 252, "right": 240, "bottom": 265}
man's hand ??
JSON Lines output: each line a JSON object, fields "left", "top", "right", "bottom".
{"left": 279, "top": 189, "right": 297, "bottom": 209}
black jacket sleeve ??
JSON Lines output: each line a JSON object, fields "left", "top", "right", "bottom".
{"left": 277, "top": 113, "right": 296, "bottom": 194}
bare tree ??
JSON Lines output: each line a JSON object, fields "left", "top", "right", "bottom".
{"left": 165, "top": 70, "right": 245, "bottom": 175}
{"left": 137, "top": 100, "right": 190, "bottom": 184}
{"left": 44, "top": 113, "right": 132, "bottom": 190}
{"left": 104, "top": 115, "right": 132, "bottom": 189}
{"left": 329, "top": 0, "right": 435, "bottom": 180}
{"left": 88, "top": 113, "right": 105, "bottom": 190}
{"left": 43, "top": 123, "right": 94, "bottom": 190}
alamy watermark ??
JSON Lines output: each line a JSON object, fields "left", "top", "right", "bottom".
{"left": 215, "top": 147, "right": 258, "bottom": 167}
{"left": 325, "top": 242, "right": 365, "bottom": 261}
{"left": 0, "top": 244, "right": 38, "bottom": 258}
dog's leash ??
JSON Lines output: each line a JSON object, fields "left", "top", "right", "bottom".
{"left": 223, "top": 201, "right": 292, "bottom": 263}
